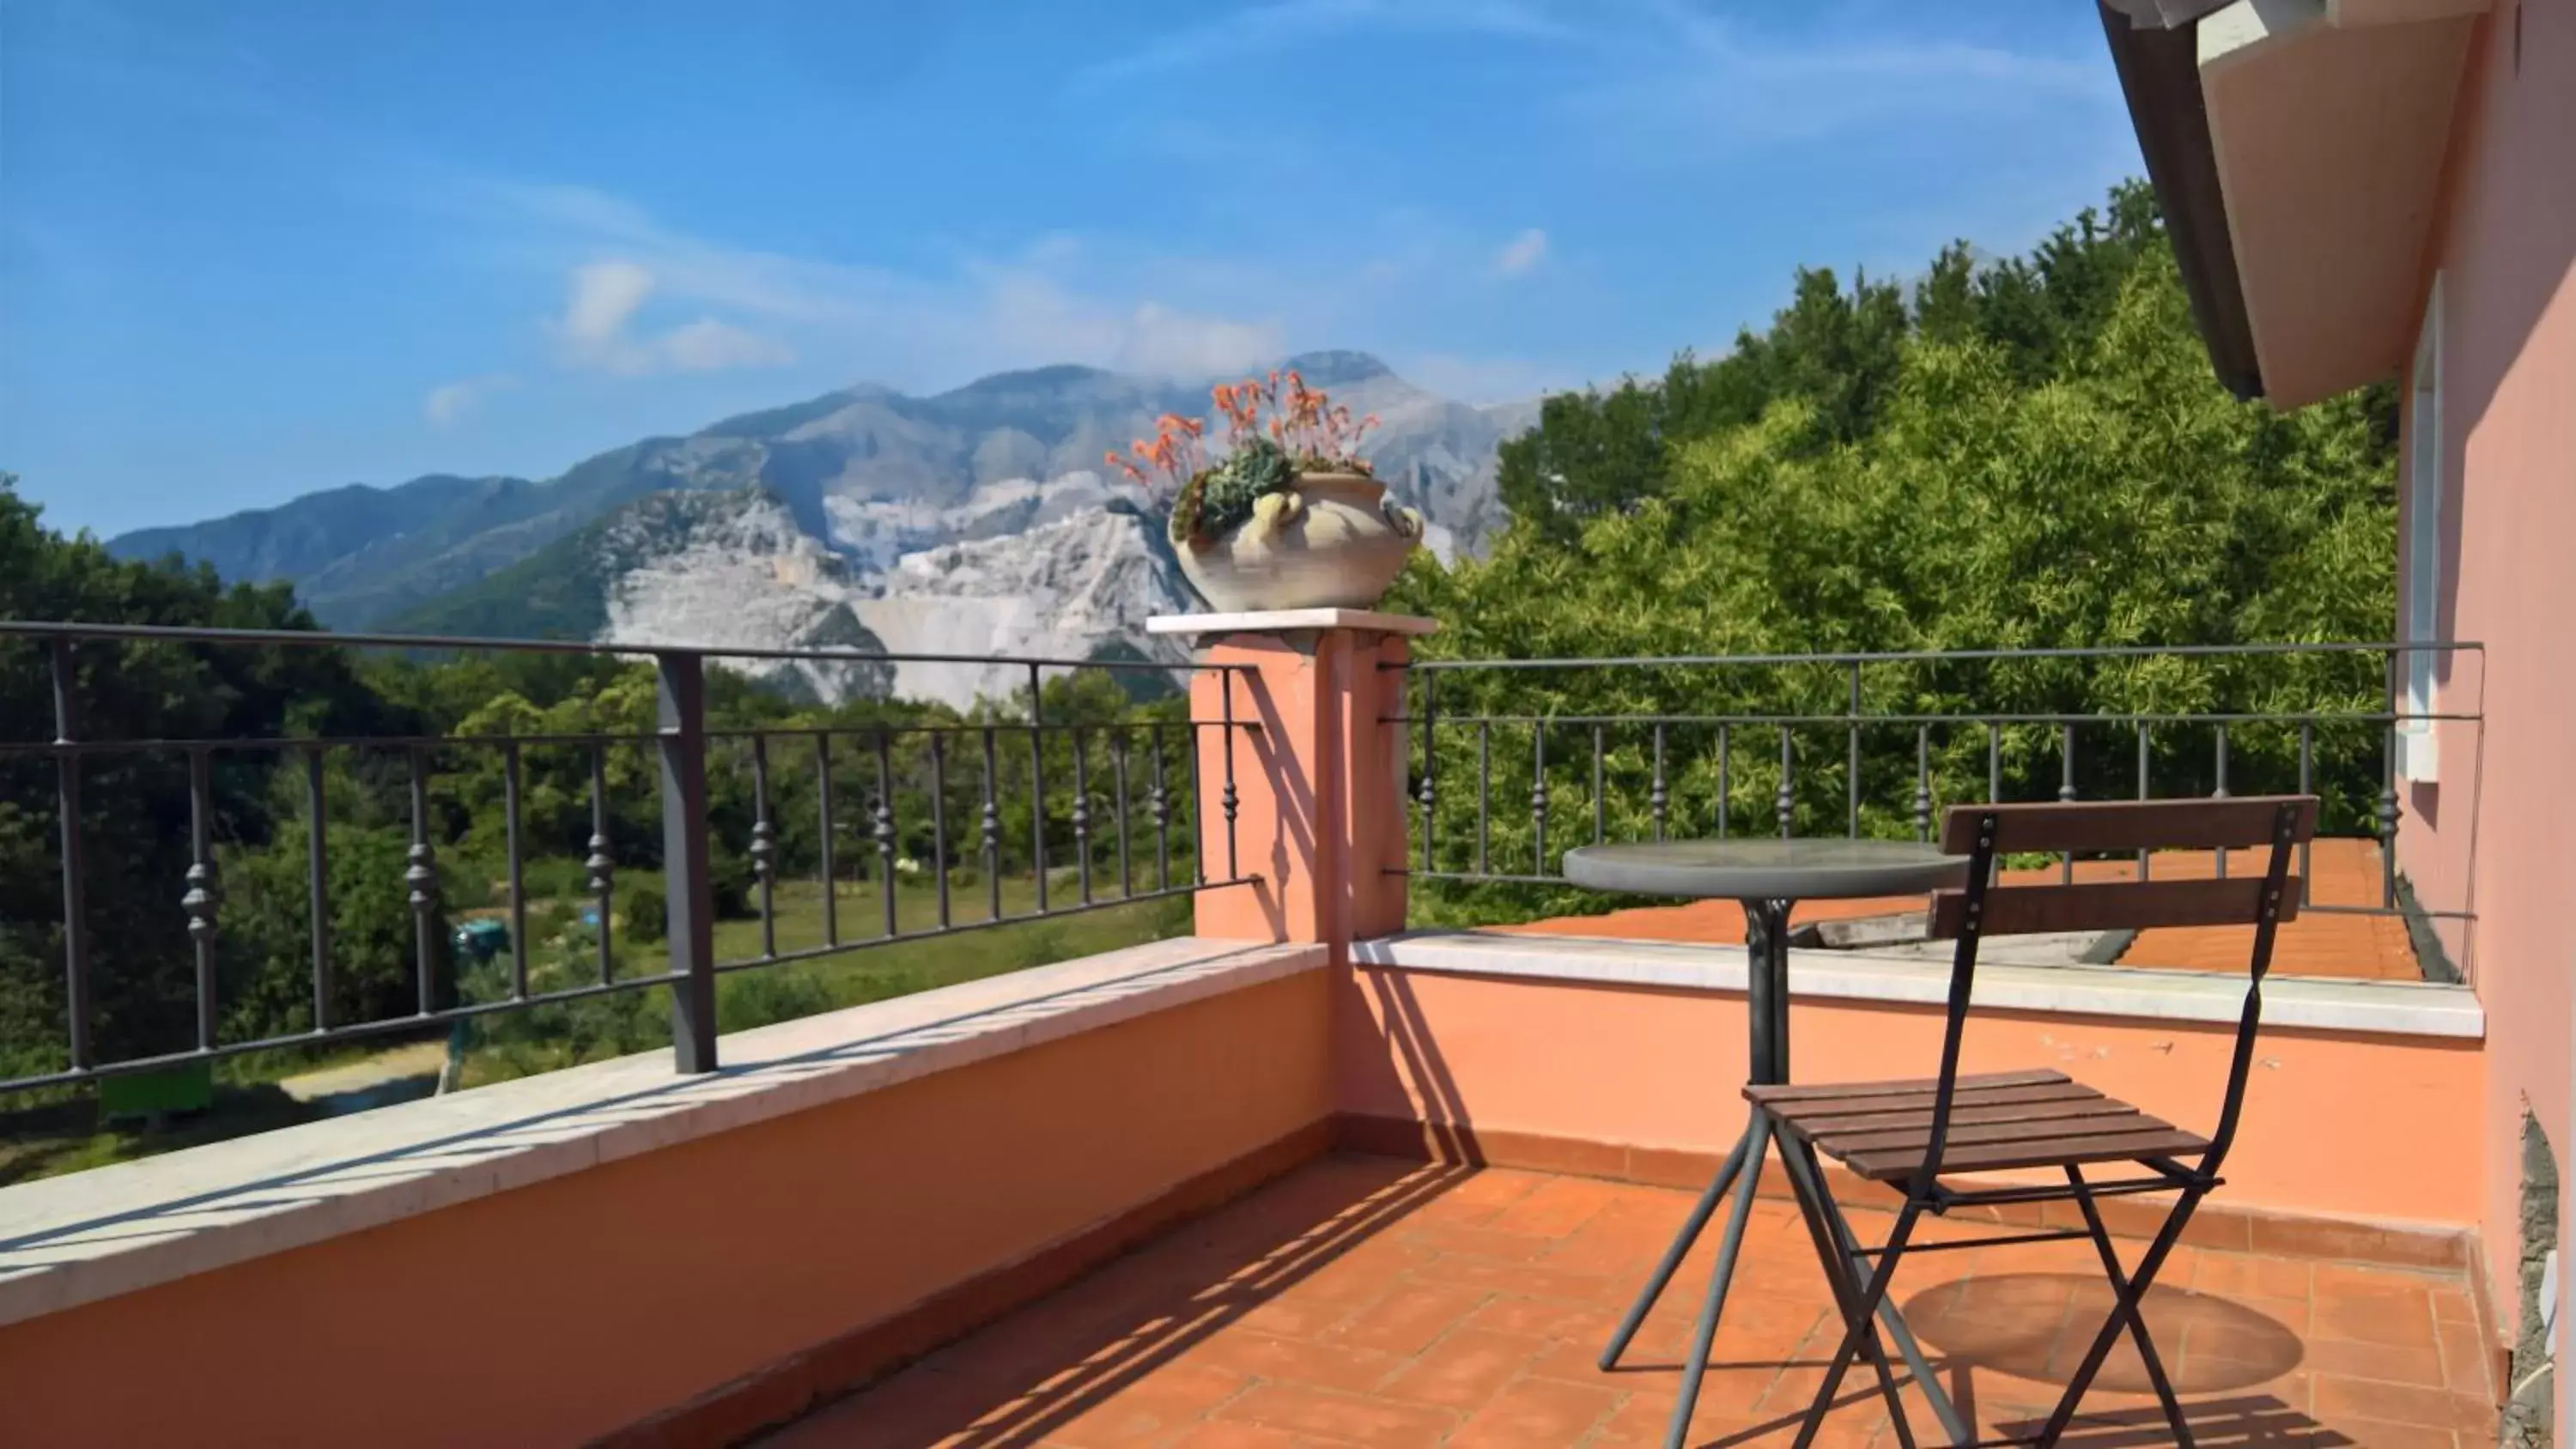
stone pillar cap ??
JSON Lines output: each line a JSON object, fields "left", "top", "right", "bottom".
{"left": 1145, "top": 609, "right": 1437, "bottom": 638}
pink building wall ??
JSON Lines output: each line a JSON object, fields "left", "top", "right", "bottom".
{"left": 2390, "top": 0, "right": 2576, "bottom": 1333}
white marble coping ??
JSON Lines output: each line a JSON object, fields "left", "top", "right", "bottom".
{"left": 0, "top": 937, "right": 1325, "bottom": 1331}
{"left": 1353, "top": 930, "right": 2485, "bottom": 1040}
{"left": 1146, "top": 609, "right": 1438, "bottom": 637}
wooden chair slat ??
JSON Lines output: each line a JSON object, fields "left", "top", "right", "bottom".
{"left": 1746, "top": 1068, "right": 2068, "bottom": 1106}
{"left": 1935, "top": 796, "right": 2319, "bottom": 855}
{"left": 1762, "top": 1082, "right": 2107, "bottom": 1125}
{"left": 1843, "top": 1125, "right": 2211, "bottom": 1181}
{"left": 1927, "top": 876, "right": 2302, "bottom": 939}
{"left": 1792, "top": 1095, "right": 2145, "bottom": 1138}
{"left": 1818, "top": 1107, "right": 2180, "bottom": 1157}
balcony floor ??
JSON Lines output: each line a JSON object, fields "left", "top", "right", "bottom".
{"left": 763, "top": 1155, "right": 2496, "bottom": 1448}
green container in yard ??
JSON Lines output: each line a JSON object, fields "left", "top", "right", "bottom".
{"left": 99, "top": 1061, "right": 215, "bottom": 1122}
{"left": 453, "top": 919, "right": 511, "bottom": 962}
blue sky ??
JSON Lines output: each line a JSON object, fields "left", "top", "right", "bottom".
{"left": 1, "top": 0, "right": 2142, "bottom": 539}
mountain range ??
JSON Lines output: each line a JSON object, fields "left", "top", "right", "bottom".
{"left": 107, "top": 351, "right": 1533, "bottom": 706}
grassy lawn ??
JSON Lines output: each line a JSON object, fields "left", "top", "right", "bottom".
{"left": 3, "top": 865, "right": 1200, "bottom": 1185}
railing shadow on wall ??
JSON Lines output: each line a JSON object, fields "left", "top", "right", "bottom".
{"left": 0, "top": 621, "right": 1264, "bottom": 1097}
{"left": 1380, "top": 641, "right": 2483, "bottom": 978}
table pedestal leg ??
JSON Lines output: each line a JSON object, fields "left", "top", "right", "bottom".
{"left": 1598, "top": 1130, "right": 1750, "bottom": 1371}
{"left": 1601, "top": 898, "right": 1965, "bottom": 1446}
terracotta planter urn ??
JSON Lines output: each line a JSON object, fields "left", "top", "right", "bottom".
{"left": 1174, "top": 471, "right": 1422, "bottom": 613}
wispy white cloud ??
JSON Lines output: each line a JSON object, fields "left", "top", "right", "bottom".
{"left": 559, "top": 258, "right": 653, "bottom": 346}
{"left": 422, "top": 373, "right": 513, "bottom": 426}
{"left": 1492, "top": 228, "right": 1549, "bottom": 278}
{"left": 544, "top": 257, "right": 796, "bottom": 375}
{"left": 434, "top": 178, "right": 1400, "bottom": 387}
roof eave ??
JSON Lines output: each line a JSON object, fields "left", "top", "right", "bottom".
{"left": 2099, "top": 3, "right": 2266, "bottom": 402}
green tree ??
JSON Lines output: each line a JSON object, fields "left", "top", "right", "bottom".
{"left": 0, "top": 477, "right": 416, "bottom": 1076}
{"left": 1393, "top": 207, "right": 2396, "bottom": 925}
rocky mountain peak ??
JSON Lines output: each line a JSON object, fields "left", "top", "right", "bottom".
{"left": 1276, "top": 350, "right": 1397, "bottom": 387}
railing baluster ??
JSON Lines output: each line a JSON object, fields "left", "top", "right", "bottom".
{"left": 981, "top": 725, "right": 1004, "bottom": 920}
{"left": 1151, "top": 724, "right": 1170, "bottom": 892}
{"left": 501, "top": 740, "right": 526, "bottom": 1000}
{"left": 1029, "top": 663, "right": 1048, "bottom": 912}
{"left": 588, "top": 743, "right": 616, "bottom": 981}
{"left": 1220, "top": 668, "right": 1240, "bottom": 881}
{"left": 51, "top": 640, "right": 90, "bottom": 1071}
{"left": 2136, "top": 723, "right": 2152, "bottom": 881}
{"left": 1776, "top": 726, "right": 1793, "bottom": 840}
{"left": 2060, "top": 722, "right": 2078, "bottom": 884}
{"left": 2213, "top": 722, "right": 2231, "bottom": 878}
{"left": 817, "top": 735, "right": 838, "bottom": 948}
{"left": 1988, "top": 723, "right": 2002, "bottom": 803}
{"left": 2299, "top": 721, "right": 2316, "bottom": 908}
{"left": 2379, "top": 652, "right": 2403, "bottom": 909}
{"left": 1913, "top": 725, "right": 1931, "bottom": 843}
{"left": 1072, "top": 727, "right": 1093, "bottom": 906}
{"left": 1531, "top": 722, "right": 1549, "bottom": 873}
{"left": 933, "top": 732, "right": 952, "bottom": 928}
{"left": 875, "top": 730, "right": 897, "bottom": 937}
{"left": 1584, "top": 724, "right": 1601, "bottom": 845}
{"left": 1717, "top": 723, "right": 1730, "bottom": 840}
{"left": 1111, "top": 730, "right": 1130, "bottom": 899}
{"left": 184, "top": 747, "right": 218, "bottom": 1052}
{"left": 1476, "top": 720, "right": 1492, "bottom": 872}
{"left": 1188, "top": 716, "right": 1206, "bottom": 887}
{"left": 308, "top": 746, "right": 337, "bottom": 1027}
{"left": 1847, "top": 661, "right": 1862, "bottom": 839}
{"left": 406, "top": 747, "right": 439, "bottom": 1018}
{"left": 1651, "top": 724, "right": 1668, "bottom": 842}
{"left": 749, "top": 736, "right": 775, "bottom": 960}
{"left": 1419, "top": 671, "right": 1437, "bottom": 872}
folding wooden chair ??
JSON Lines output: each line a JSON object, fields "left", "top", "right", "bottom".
{"left": 1754, "top": 796, "right": 2318, "bottom": 1448}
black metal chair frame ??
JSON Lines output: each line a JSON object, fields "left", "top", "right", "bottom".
{"left": 1787, "top": 797, "right": 2314, "bottom": 1449}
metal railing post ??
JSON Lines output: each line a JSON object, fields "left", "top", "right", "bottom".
{"left": 657, "top": 651, "right": 719, "bottom": 1074}
{"left": 51, "top": 640, "right": 91, "bottom": 1072}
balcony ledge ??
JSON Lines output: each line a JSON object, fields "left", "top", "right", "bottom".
{"left": 1357, "top": 929, "right": 2483, "bottom": 1040}
{"left": 0, "top": 936, "right": 1325, "bottom": 1331}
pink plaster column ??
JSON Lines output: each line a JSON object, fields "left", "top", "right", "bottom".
{"left": 1146, "top": 609, "right": 1431, "bottom": 953}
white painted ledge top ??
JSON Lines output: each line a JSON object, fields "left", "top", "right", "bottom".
{"left": 1354, "top": 930, "right": 2485, "bottom": 1040}
{"left": 1145, "top": 609, "right": 1439, "bottom": 637}
{"left": 0, "top": 937, "right": 1324, "bottom": 1331}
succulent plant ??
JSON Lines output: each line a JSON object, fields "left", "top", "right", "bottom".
{"left": 1170, "top": 434, "right": 1296, "bottom": 546}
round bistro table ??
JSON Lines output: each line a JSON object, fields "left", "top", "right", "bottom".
{"left": 1563, "top": 839, "right": 1973, "bottom": 1449}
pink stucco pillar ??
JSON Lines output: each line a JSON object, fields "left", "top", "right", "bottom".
{"left": 1151, "top": 611, "right": 1428, "bottom": 953}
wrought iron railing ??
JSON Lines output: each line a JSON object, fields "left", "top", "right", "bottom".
{"left": 0, "top": 621, "right": 1255, "bottom": 1094}
{"left": 1386, "top": 641, "right": 2481, "bottom": 968}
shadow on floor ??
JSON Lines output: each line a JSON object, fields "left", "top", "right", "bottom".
{"left": 1990, "top": 1394, "right": 2356, "bottom": 1446}
{"left": 1903, "top": 1272, "right": 2307, "bottom": 1393}
{"left": 768, "top": 1155, "right": 1469, "bottom": 1446}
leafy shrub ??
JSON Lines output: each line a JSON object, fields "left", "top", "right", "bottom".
{"left": 619, "top": 880, "right": 667, "bottom": 944}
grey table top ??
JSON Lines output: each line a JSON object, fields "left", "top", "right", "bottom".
{"left": 1561, "top": 839, "right": 1969, "bottom": 901}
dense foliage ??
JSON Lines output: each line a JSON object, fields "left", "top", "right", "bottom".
{"left": 1395, "top": 182, "right": 2398, "bottom": 922}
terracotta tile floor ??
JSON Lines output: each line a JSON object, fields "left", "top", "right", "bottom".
{"left": 1504, "top": 840, "right": 2426, "bottom": 982}
{"left": 763, "top": 1155, "right": 2496, "bottom": 1448}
